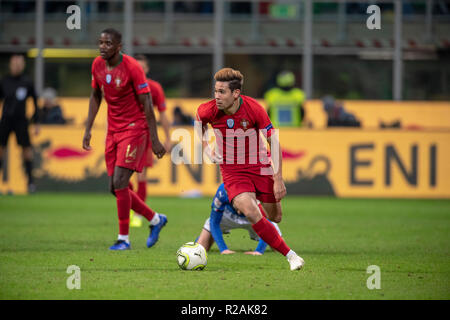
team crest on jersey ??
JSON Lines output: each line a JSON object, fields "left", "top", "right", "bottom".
{"left": 106, "top": 74, "right": 112, "bottom": 84}
{"left": 226, "top": 118, "right": 235, "bottom": 129}
{"left": 115, "top": 77, "right": 121, "bottom": 88}
{"left": 240, "top": 119, "right": 249, "bottom": 130}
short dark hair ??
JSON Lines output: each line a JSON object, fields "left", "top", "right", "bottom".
{"left": 101, "top": 28, "right": 122, "bottom": 43}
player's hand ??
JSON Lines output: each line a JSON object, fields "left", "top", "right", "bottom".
{"left": 152, "top": 140, "right": 166, "bottom": 159}
{"left": 82, "top": 131, "right": 92, "bottom": 151}
{"left": 221, "top": 249, "right": 235, "bottom": 255}
{"left": 207, "top": 145, "right": 223, "bottom": 164}
{"left": 273, "top": 178, "right": 287, "bottom": 201}
{"left": 244, "top": 251, "right": 263, "bottom": 256}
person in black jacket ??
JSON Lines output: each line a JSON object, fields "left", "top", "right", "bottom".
{"left": 0, "top": 54, "right": 40, "bottom": 193}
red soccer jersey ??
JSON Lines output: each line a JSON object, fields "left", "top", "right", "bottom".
{"left": 91, "top": 54, "right": 151, "bottom": 132}
{"left": 147, "top": 78, "right": 166, "bottom": 113}
{"left": 196, "top": 95, "right": 274, "bottom": 172}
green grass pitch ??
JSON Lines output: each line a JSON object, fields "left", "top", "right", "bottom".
{"left": 0, "top": 193, "right": 449, "bottom": 300}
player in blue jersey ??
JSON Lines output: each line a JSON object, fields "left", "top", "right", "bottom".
{"left": 196, "top": 183, "right": 282, "bottom": 255}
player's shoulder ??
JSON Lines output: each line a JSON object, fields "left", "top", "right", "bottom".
{"left": 122, "top": 54, "right": 141, "bottom": 69}
{"left": 91, "top": 56, "right": 103, "bottom": 68}
{"left": 241, "top": 95, "right": 266, "bottom": 115}
{"left": 197, "top": 99, "right": 217, "bottom": 119}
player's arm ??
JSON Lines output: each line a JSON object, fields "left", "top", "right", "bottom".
{"left": 267, "top": 131, "right": 287, "bottom": 201}
{"left": 197, "top": 112, "right": 222, "bottom": 164}
{"left": 209, "top": 209, "right": 232, "bottom": 254}
{"left": 154, "top": 84, "right": 172, "bottom": 151}
{"left": 139, "top": 93, "right": 165, "bottom": 159}
{"left": 29, "top": 83, "right": 40, "bottom": 135}
{"left": 82, "top": 87, "right": 102, "bottom": 151}
{"left": 158, "top": 110, "right": 172, "bottom": 151}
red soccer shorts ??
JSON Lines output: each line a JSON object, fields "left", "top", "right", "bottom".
{"left": 105, "top": 128, "right": 148, "bottom": 176}
{"left": 221, "top": 168, "right": 278, "bottom": 204}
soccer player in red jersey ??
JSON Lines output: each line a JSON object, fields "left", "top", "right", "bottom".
{"left": 82, "top": 29, "right": 168, "bottom": 250}
{"left": 128, "top": 55, "right": 172, "bottom": 228}
{"left": 196, "top": 68, "right": 304, "bottom": 270}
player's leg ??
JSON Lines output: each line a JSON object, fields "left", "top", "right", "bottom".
{"left": 0, "top": 118, "right": 11, "bottom": 174}
{"left": 113, "top": 130, "right": 167, "bottom": 248}
{"left": 136, "top": 167, "right": 147, "bottom": 201}
{"left": 109, "top": 166, "right": 134, "bottom": 250}
{"left": 232, "top": 192, "right": 289, "bottom": 254}
{"left": 232, "top": 192, "right": 304, "bottom": 270}
{"left": 129, "top": 168, "right": 147, "bottom": 227}
{"left": 15, "top": 119, "right": 35, "bottom": 193}
{"left": 255, "top": 174, "right": 304, "bottom": 270}
{"left": 261, "top": 201, "right": 282, "bottom": 223}
{"left": 0, "top": 145, "right": 4, "bottom": 174}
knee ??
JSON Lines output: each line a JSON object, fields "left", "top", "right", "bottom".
{"left": 234, "top": 202, "right": 261, "bottom": 224}
{"left": 112, "top": 174, "right": 128, "bottom": 190}
{"left": 271, "top": 216, "right": 282, "bottom": 223}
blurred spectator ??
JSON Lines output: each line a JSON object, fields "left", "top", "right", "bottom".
{"left": 172, "top": 106, "right": 194, "bottom": 126}
{"left": 322, "top": 95, "right": 360, "bottom": 127}
{"left": 0, "top": 54, "right": 39, "bottom": 193}
{"left": 39, "top": 88, "right": 69, "bottom": 124}
{"left": 264, "top": 71, "right": 306, "bottom": 127}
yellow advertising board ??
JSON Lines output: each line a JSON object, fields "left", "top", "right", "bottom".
{"left": 1, "top": 126, "right": 449, "bottom": 198}
{"left": 31, "top": 98, "right": 450, "bottom": 130}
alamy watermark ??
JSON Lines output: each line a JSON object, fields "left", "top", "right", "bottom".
{"left": 170, "top": 121, "right": 279, "bottom": 176}
{"left": 66, "top": 265, "right": 81, "bottom": 290}
{"left": 66, "top": 5, "right": 81, "bottom": 30}
{"left": 366, "top": 5, "right": 381, "bottom": 30}
{"left": 366, "top": 265, "right": 381, "bottom": 290}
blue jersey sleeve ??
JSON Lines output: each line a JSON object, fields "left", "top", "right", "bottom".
{"left": 210, "top": 208, "right": 228, "bottom": 252}
{"left": 255, "top": 221, "right": 280, "bottom": 254}
{"left": 255, "top": 239, "right": 268, "bottom": 254}
{"left": 209, "top": 184, "right": 230, "bottom": 252}
{"left": 211, "top": 184, "right": 229, "bottom": 212}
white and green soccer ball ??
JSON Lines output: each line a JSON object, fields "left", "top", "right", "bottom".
{"left": 176, "top": 242, "right": 207, "bottom": 270}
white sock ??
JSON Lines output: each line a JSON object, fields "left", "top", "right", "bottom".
{"left": 149, "top": 213, "right": 160, "bottom": 226}
{"left": 118, "top": 234, "right": 129, "bottom": 243}
{"left": 286, "top": 250, "right": 296, "bottom": 260}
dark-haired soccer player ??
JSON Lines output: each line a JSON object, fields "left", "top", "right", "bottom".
{"left": 196, "top": 68, "right": 304, "bottom": 270}
{"left": 83, "top": 29, "right": 168, "bottom": 250}
{"left": 129, "top": 55, "right": 172, "bottom": 228}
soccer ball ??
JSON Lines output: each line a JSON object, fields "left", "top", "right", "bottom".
{"left": 176, "top": 242, "right": 208, "bottom": 270}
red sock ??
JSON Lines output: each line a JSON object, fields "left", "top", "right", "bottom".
{"left": 252, "top": 217, "right": 290, "bottom": 256}
{"left": 115, "top": 187, "right": 131, "bottom": 236}
{"left": 130, "top": 190, "right": 155, "bottom": 221}
{"left": 137, "top": 181, "right": 147, "bottom": 202}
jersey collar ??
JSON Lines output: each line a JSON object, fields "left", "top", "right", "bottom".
{"left": 106, "top": 53, "right": 123, "bottom": 71}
